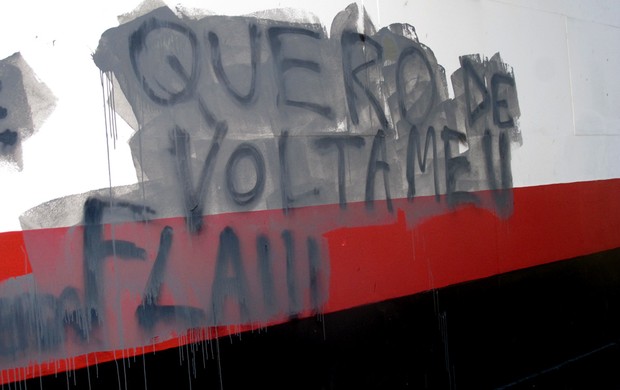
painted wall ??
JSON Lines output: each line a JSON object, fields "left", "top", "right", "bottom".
{"left": 0, "top": 0, "right": 618, "bottom": 387}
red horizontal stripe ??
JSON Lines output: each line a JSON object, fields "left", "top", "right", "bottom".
{"left": 0, "top": 231, "right": 31, "bottom": 282}
{"left": 1, "top": 179, "right": 619, "bottom": 383}
{"left": 326, "top": 179, "right": 620, "bottom": 312}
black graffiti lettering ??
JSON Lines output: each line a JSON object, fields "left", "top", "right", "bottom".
{"left": 93, "top": 8, "right": 524, "bottom": 226}
{"left": 341, "top": 31, "right": 388, "bottom": 129}
{"left": 307, "top": 236, "right": 322, "bottom": 312}
{"left": 208, "top": 24, "right": 260, "bottom": 105}
{"left": 314, "top": 135, "right": 365, "bottom": 209}
{"left": 461, "top": 56, "right": 490, "bottom": 127}
{"left": 211, "top": 226, "right": 251, "bottom": 323}
{"left": 278, "top": 130, "right": 320, "bottom": 214}
{"left": 256, "top": 235, "right": 276, "bottom": 317}
{"left": 136, "top": 226, "right": 172, "bottom": 329}
{"left": 278, "top": 130, "right": 293, "bottom": 213}
{"left": 0, "top": 297, "right": 25, "bottom": 356}
{"left": 170, "top": 122, "right": 228, "bottom": 233}
{"left": 365, "top": 129, "right": 393, "bottom": 212}
{"left": 396, "top": 45, "right": 436, "bottom": 126}
{"left": 36, "top": 294, "right": 64, "bottom": 350}
{"left": 155, "top": 39, "right": 221, "bottom": 128}
{"left": 58, "top": 287, "right": 89, "bottom": 340}
{"left": 491, "top": 73, "right": 516, "bottom": 128}
{"left": 483, "top": 129, "right": 513, "bottom": 215}
{"left": 137, "top": 226, "right": 205, "bottom": 329}
{"left": 31, "top": 294, "right": 63, "bottom": 352}
{"left": 441, "top": 127, "right": 479, "bottom": 207}
{"left": 282, "top": 229, "right": 300, "bottom": 315}
{"left": 0, "top": 80, "right": 15, "bottom": 148}
{"left": 170, "top": 127, "right": 199, "bottom": 231}
{"left": 0, "top": 80, "right": 6, "bottom": 120}
{"left": 407, "top": 125, "right": 439, "bottom": 201}
{"left": 168, "top": 54, "right": 222, "bottom": 128}
{"left": 268, "top": 26, "right": 333, "bottom": 119}
{"left": 0, "top": 286, "right": 104, "bottom": 355}
{"left": 0, "top": 6, "right": 529, "bottom": 364}
{"left": 83, "top": 198, "right": 152, "bottom": 325}
{"left": 225, "top": 142, "right": 266, "bottom": 206}
{"left": 162, "top": 48, "right": 221, "bottom": 129}
{"left": 0, "top": 293, "right": 64, "bottom": 356}
{"left": 0, "top": 129, "right": 17, "bottom": 146}
{"left": 139, "top": 226, "right": 172, "bottom": 310}
{"left": 129, "top": 18, "right": 200, "bottom": 106}
{"left": 197, "top": 97, "right": 222, "bottom": 130}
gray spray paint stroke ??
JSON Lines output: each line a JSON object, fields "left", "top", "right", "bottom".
{"left": 87, "top": 3, "right": 520, "bottom": 225}
{"left": 22, "top": 3, "right": 522, "bottom": 229}
{"left": 0, "top": 53, "right": 56, "bottom": 170}
{"left": 7, "top": 3, "right": 521, "bottom": 372}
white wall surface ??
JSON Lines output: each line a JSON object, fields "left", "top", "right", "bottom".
{"left": 0, "top": 0, "right": 617, "bottom": 232}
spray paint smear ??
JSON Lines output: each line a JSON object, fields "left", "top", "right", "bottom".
{"left": 6, "top": 2, "right": 522, "bottom": 384}
{"left": 89, "top": 3, "right": 521, "bottom": 228}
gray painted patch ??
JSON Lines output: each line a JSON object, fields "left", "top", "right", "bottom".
{"left": 0, "top": 53, "right": 56, "bottom": 170}
{"left": 84, "top": 3, "right": 521, "bottom": 229}
{"left": 8, "top": 3, "right": 523, "bottom": 368}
